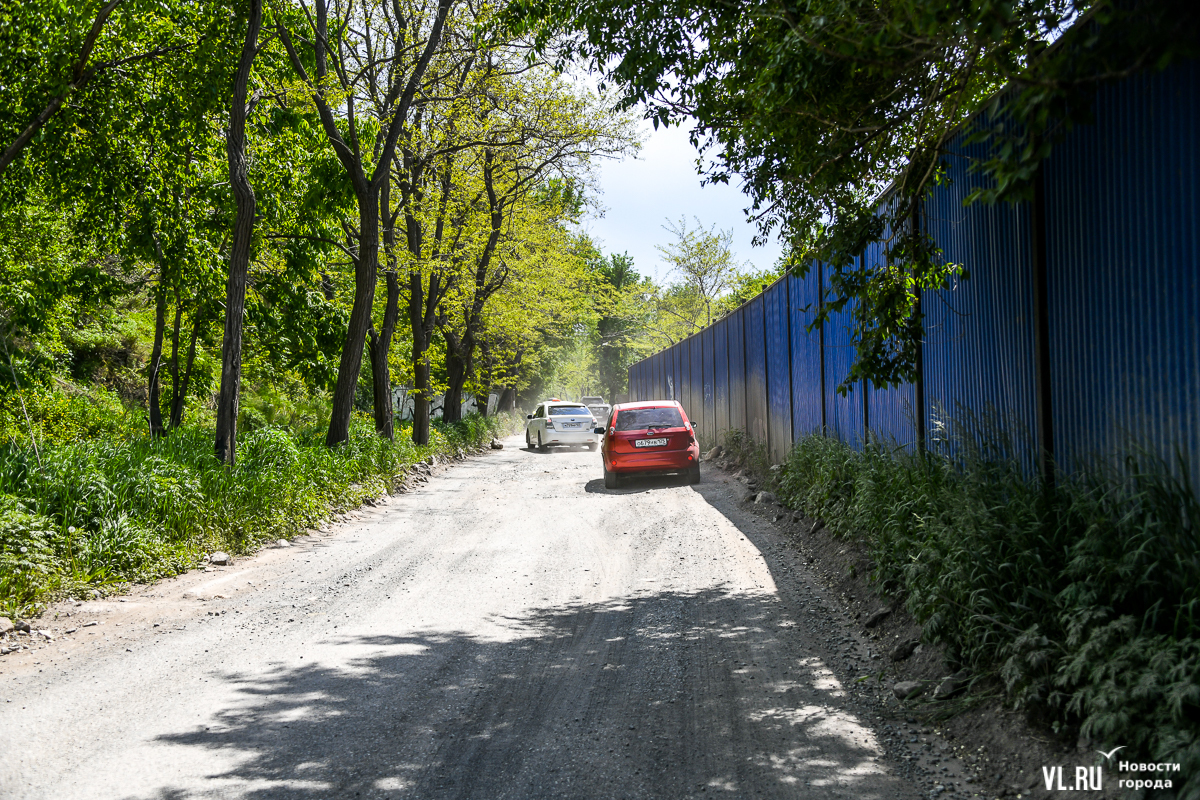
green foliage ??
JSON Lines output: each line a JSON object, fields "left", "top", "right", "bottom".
{"left": 0, "top": 411, "right": 521, "bottom": 618}
{"left": 769, "top": 423, "right": 1200, "bottom": 792}
{"left": 0, "top": 382, "right": 133, "bottom": 449}
{"left": 504, "top": 0, "right": 1200, "bottom": 391}
{"left": 0, "top": 494, "right": 60, "bottom": 612}
{"left": 589, "top": 248, "right": 653, "bottom": 401}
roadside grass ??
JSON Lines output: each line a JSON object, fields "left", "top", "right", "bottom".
{"left": 0, "top": 411, "right": 520, "bottom": 619}
{"left": 724, "top": 421, "right": 1200, "bottom": 794}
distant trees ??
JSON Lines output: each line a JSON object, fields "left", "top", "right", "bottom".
{"left": 0, "top": 0, "right": 638, "bottom": 456}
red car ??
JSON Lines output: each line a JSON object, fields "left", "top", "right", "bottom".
{"left": 594, "top": 400, "right": 701, "bottom": 489}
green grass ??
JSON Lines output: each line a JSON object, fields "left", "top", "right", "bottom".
{"left": 0, "top": 411, "right": 520, "bottom": 619}
{"left": 728, "top": 422, "right": 1200, "bottom": 797}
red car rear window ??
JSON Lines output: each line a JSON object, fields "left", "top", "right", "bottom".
{"left": 614, "top": 407, "right": 684, "bottom": 431}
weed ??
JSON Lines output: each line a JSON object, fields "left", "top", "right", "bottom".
{"left": 0, "top": 411, "right": 520, "bottom": 618}
{"left": 765, "top": 418, "right": 1200, "bottom": 794}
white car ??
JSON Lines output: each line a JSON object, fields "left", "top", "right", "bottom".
{"left": 586, "top": 402, "right": 611, "bottom": 421}
{"left": 525, "top": 401, "right": 599, "bottom": 451}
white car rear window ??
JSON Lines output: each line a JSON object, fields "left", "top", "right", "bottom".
{"left": 549, "top": 405, "right": 590, "bottom": 416}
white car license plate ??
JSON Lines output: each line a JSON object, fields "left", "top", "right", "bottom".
{"left": 561, "top": 422, "right": 581, "bottom": 428}
{"left": 634, "top": 437, "right": 668, "bottom": 447}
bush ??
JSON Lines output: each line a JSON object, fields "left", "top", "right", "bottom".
{"left": 769, "top": 425, "right": 1200, "bottom": 796}
{"left": 0, "top": 381, "right": 132, "bottom": 449}
{"left": 0, "top": 411, "right": 521, "bottom": 618}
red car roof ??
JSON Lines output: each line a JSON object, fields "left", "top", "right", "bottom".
{"left": 611, "top": 400, "right": 684, "bottom": 410}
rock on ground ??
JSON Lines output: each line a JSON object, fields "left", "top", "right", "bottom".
{"left": 889, "top": 638, "right": 920, "bottom": 661}
{"left": 863, "top": 607, "right": 892, "bottom": 628}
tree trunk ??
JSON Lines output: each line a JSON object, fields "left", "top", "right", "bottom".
{"left": 498, "top": 385, "right": 516, "bottom": 413}
{"left": 215, "top": 0, "right": 262, "bottom": 465}
{"left": 441, "top": 348, "right": 468, "bottom": 424}
{"left": 474, "top": 341, "right": 493, "bottom": 416}
{"left": 170, "top": 308, "right": 201, "bottom": 429}
{"left": 327, "top": 190, "right": 380, "bottom": 446}
{"left": 147, "top": 279, "right": 167, "bottom": 437}
{"left": 167, "top": 289, "right": 183, "bottom": 428}
{"left": 411, "top": 347, "right": 432, "bottom": 444}
{"left": 439, "top": 323, "right": 475, "bottom": 425}
{"left": 368, "top": 181, "right": 401, "bottom": 439}
{"left": 407, "top": 269, "right": 441, "bottom": 446}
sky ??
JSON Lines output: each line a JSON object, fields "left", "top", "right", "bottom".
{"left": 577, "top": 120, "right": 785, "bottom": 285}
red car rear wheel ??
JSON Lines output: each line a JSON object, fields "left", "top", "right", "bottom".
{"left": 604, "top": 466, "right": 620, "bottom": 489}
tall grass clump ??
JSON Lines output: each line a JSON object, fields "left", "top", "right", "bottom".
{"left": 768, "top": 416, "right": 1200, "bottom": 795}
{"left": 0, "top": 411, "right": 520, "bottom": 618}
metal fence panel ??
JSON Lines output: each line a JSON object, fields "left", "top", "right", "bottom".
{"left": 674, "top": 342, "right": 685, "bottom": 404}
{"left": 822, "top": 298, "right": 865, "bottom": 448}
{"left": 689, "top": 334, "right": 704, "bottom": 428}
{"left": 661, "top": 349, "right": 670, "bottom": 400}
{"left": 714, "top": 317, "right": 730, "bottom": 440}
{"left": 701, "top": 325, "right": 716, "bottom": 446}
{"left": 859, "top": 239, "right": 919, "bottom": 447}
{"left": 764, "top": 280, "right": 793, "bottom": 461}
{"left": 745, "top": 296, "right": 769, "bottom": 447}
{"left": 789, "top": 269, "right": 824, "bottom": 438}
{"left": 664, "top": 346, "right": 676, "bottom": 401}
{"left": 1045, "top": 61, "right": 1199, "bottom": 480}
{"left": 924, "top": 131, "right": 1037, "bottom": 470}
{"left": 679, "top": 338, "right": 691, "bottom": 414}
{"left": 727, "top": 307, "right": 747, "bottom": 435}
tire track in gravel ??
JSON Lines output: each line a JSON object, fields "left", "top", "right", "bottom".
{"left": 0, "top": 435, "right": 925, "bottom": 800}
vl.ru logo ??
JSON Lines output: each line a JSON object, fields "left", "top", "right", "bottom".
{"left": 1041, "top": 748, "right": 1123, "bottom": 792}
{"left": 1041, "top": 766, "right": 1103, "bottom": 791}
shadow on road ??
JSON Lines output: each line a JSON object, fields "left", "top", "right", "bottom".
{"left": 144, "top": 588, "right": 906, "bottom": 800}
{"left": 582, "top": 476, "right": 690, "bottom": 494}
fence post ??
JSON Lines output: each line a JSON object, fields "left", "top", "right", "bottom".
{"left": 785, "top": 274, "right": 795, "bottom": 451}
{"left": 742, "top": 307, "right": 749, "bottom": 436}
{"left": 762, "top": 297, "right": 770, "bottom": 455}
{"left": 913, "top": 201, "right": 926, "bottom": 455}
{"left": 818, "top": 261, "right": 827, "bottom": 435}
{"left": 1031, "top": 167, "right": 1055, "bottom": 489}
{"left": 861, "top": 255, "right": 870, "bottom": 443}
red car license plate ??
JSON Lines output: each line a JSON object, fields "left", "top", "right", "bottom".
{"left": 634, "top": 437, "right": 668, "bottom": 447}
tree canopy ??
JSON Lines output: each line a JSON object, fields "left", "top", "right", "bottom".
{"left": 502, "top": 0, "right": 1199, "bottom": 388}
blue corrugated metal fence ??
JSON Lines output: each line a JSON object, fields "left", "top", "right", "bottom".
{"left": 627, "top": 60, "right": 1199, "bottom": 489}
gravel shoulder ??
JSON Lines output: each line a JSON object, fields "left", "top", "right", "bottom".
{"left": 1, "top": 436, "right": 976, "bottom": 800}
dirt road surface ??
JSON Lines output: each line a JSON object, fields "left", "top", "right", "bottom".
{"left": 0, "top": 437, "right": 930, "bottom": 800}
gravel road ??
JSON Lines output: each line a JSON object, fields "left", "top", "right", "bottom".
{"left": 0, "top": 436, "right": 926, "bottom": 800}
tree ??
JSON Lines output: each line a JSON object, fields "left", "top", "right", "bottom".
{"left": 0, "top": 0, "right": 189, "bottom": 180}
{"left": 433, "top": 70, "right": 633, "bottom": 423}
{"left": 277, "top": 0, "right": 454, "bottom": 446}
{"left": 214, "top": 0, "right": 263, "bottom": 465}
{"left": 655, "top": 217, "right": 742, "bottom": 331}
{"left": 394, "top": 35, "right": 635, "bottom": 436}
{"left": 504, "top": 0, "right": 1200, "bottom": 388}
{"left": 25, "top": 2, "right": 244, "bottom": 435}
{"left": 589, "top": 249, "right": 649, "bottom": 402}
